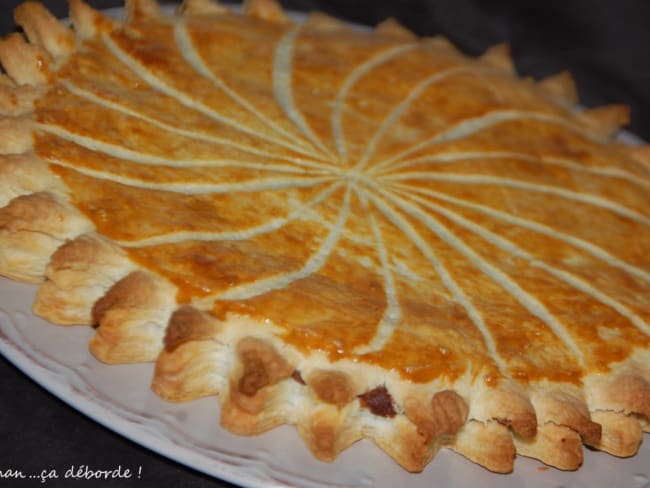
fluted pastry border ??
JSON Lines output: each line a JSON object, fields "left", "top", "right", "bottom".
{"left": 1, "top": 275, "right": 648, "bottom": 487}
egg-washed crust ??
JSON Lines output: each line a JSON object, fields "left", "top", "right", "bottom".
{"left": 1, "top": 0, "right": 649, "bottom": 474}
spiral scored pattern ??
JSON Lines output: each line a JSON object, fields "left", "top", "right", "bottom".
{"left": 1, "top": 0, "right": 650, "bottom": 474}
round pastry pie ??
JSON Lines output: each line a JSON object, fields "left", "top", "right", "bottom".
{"left": 0, "top": 0, "right": 648, "bottom": 473}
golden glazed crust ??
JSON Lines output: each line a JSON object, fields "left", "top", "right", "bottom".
{"left": 0, "top": 0, "right": 649, "bottom": 474}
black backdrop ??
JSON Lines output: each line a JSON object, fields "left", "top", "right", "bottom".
{"left": 0, "top": 1, "right": 648, "bottom": 487}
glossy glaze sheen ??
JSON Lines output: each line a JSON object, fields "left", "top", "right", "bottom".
{"left": 35, "top": 11, "right": 650, "bottom": 384}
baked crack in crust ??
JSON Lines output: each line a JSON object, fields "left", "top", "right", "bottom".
{"left": 0, "top": 0, "right": 649, "bottom": 473}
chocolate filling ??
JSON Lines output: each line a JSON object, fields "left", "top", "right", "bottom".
{"left": 291, "top": 370, "right": 306, "bottom": 385}
{"left": 358, "top": 385, "right": 397, "bottom": 418}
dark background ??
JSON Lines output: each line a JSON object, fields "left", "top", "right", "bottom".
{"left": 1, "top": 0, "right": 649, "bottom": 140}
{"left": 1, "top": 1, "right": 648, "bottom": 487}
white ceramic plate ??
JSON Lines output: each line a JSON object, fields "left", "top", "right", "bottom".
{"left": 1, "top": 4, "right": 649, "bottom": 488}
{"left": 1, "top": 278, "right": 649, "bottom": 488}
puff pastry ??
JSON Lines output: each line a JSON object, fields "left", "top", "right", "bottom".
{"left": 0, "top": 0, "right": 649, "bottom": 473}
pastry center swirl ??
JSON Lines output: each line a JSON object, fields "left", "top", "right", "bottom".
{"left": 34, "top": 14, "right": 650, "bottom": 384}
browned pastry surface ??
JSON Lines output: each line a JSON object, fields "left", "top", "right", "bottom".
{"left": 0, "top": 0, "right": 649, "bottom": 474}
